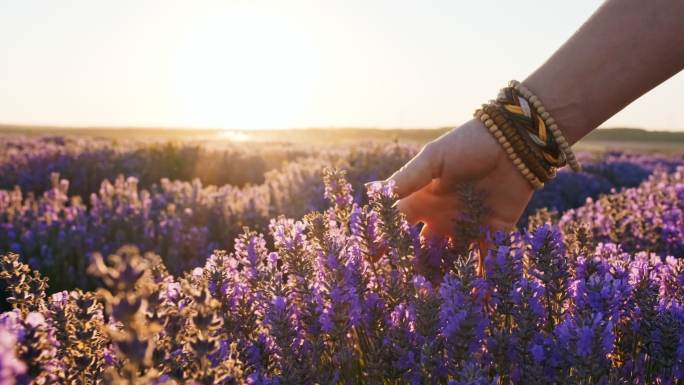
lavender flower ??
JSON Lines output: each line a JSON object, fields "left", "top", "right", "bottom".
{"left": 0, "top": 146, "right": 683, "bottom": 384}
{"left": 0, "top": 326, "right": 26, "bottom": 385}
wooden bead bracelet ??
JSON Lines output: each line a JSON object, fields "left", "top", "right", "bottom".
{"left": 496, "top": 86, "right": 566, "bottom": 168}
{"left": 482, "top": 103, "right": 556, "bottom": 183}
{"left": 508, "top": 80, "right": 581, "bottom": 171}
{"left": 473, "top": 80, "right": 582, "bottom": 189}
{"left": 474, "top": 108, "right": 545, "bottom": 189}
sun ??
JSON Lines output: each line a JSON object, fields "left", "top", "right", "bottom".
{"left": 170, "top": 6, "right": 321, "bottom": 129}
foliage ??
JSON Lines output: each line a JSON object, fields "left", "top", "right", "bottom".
{"left": 1, "top": 168, "right": 683, "bottom": 384}
{"left": 2, "top": 137, "right": 682, "bottom": 293}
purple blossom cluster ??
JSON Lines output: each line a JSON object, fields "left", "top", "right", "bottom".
{"left": 3, "top": 136, "right": 682, "bottom": 226}
{"left": 521, "top": 151, "right": 684, "bottom": 225}
{"left": 2, "top": 136, "right": 682, "bottom": 294}
{"left": 0, "top": 143, "right": 413, "bottom": 292}
{"left": 1, "top": 169, "right": 682, "bottom": 384}
{"left": 0, "top": 136, "right": 304, "bottom": 198}
{"left": 559, "top": 167, "right": 684, "bottom": 256}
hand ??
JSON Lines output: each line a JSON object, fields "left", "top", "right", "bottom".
{"left": 388, "top": 118, "right": 534, "bottom": 239}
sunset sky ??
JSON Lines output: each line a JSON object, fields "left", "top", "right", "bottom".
{"left": 1, "top": 0, "right": 682, "bottom": 130}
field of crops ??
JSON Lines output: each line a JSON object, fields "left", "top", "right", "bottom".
{"left": 1, "top": 135, "right": 683, "bottom": 384}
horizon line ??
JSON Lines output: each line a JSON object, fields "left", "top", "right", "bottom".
{"left": 0, "top": 122, "right": 679, "bottom": 133}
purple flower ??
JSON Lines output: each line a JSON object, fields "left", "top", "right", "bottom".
{"left": 319, "top": 310, "right": 334, "bottom": 333}
{"left": 0, "top": 327, "right": 26, "bottom": 385}
{"left": 267, "top": 252, "right": 278, "bottom": 268}
{"left": 269, "top": 218, "right": 307, "bottom": 253}
{"left": 24, "top": 312, "right": 46, "bottom": 328}
{"left": 554, "top": 321, "right": 571, "bottom": 346}
{"left": 191, "top": 267, "right": 203, "bottom": 278}
{"left": 530, "top": 343, "right": 545, "bottom": 364}
{"left": 271, "top": 296, "right": 287, "bottom": 313}
{"left": 366, "top": 180, "right": 396, "bottom": 200}
{"left": 161, "top": 281, "right": 181, "bottom": 302}
{"left": 576, "top": 325, "right": 593, "bottom": 356}
{"left": 1, "top": 145, "right": 684, "bottom": 384}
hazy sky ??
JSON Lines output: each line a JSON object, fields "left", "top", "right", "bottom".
{"left": 1, "top": 0, "right": 682, "bottom": 130}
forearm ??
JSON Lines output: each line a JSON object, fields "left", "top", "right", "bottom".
{"left": 524, "top": 0, "right": 684, "bottom": 145}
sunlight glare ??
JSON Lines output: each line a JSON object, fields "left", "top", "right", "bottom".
{"left": 171, "top": 6, "right": 321, "bottom": 129}
{"left": 217, "top": 130, "right": 252, "bottom": 142}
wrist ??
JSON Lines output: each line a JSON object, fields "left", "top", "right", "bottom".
{"left": 522, "top": 74, "right": 591, "bottom": 146}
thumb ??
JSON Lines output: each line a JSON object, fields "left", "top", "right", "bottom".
{"left": 386, "top": 142, "right": 441, "bottom": 199}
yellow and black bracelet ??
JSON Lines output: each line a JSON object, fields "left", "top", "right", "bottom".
{"left": 497, "top": 86, "right": 566, "bottom": 169}
{"left": 505, "top": 80, "right": 581, "bottom": 171}
{"left": 475, "top": 80, "right": 581, "bottom": 190}
{"left": 483, "top": 103, "right": 556, "bottom": 182}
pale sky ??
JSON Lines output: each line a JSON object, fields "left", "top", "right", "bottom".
{"left": 1, "top": 0, "right": 682, "bottom": 130}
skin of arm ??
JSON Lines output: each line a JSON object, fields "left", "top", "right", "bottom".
{"left": 525, "top": 0, "right": 684, "bottom": 145}
{"left": 388, "top": 0, "right": 684, "bottom": 239}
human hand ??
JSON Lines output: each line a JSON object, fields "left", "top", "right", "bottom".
{"left": 388, "top": 118, "right": 534, "bottom": 239}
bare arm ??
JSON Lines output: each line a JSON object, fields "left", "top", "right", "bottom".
{"left": 388, "top": 0, "right": 684, "bottom": 237}
{"left": 525, "top": 0, "right": 684, "bottom": 144}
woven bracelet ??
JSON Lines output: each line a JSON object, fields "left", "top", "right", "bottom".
{"left": 507, "top": 80, "right": 581, "bottom": 172}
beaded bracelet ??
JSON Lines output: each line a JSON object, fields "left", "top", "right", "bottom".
{"left": 496, "top": 87, "right": 566, "bottom": 169}
{"left": 474, "top": 81, "right": 581, "bottom": 189}
{"left": 482, "top": 103, "right": 556, "bottom": 183}
{"left": 508, "top": 80, "right": 581, "bottom": 171}
{"left": 474, "top": 108, "right": 545, "bottom": 189}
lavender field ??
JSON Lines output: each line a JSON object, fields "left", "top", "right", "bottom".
{"left": 1, "top": 135, "right": 683, "bottom": 384}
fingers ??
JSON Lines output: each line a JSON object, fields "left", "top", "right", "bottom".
{"left": 395, "top": 188, "right": 433, "bottom": 225}
{"left": 419, "top": 223, "right": 437, "bottom": 240}
{"left": 395, "top": 197, "right": 419, "bottom": 225}
{"left": 386, "top": 142, "right": 441, "bottom": 199}
{"left": 395, "top": 183, "right": 444, "bottom": 225}
{"left": 419, "top": 219, "right": 454, "bottom": 240}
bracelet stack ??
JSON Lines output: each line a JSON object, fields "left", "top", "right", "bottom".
{"left": 474, "top": 80, "right": 581, "bottom": 190}
{"left": 507, "top": 80, "right": 581, "bottom": 172}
